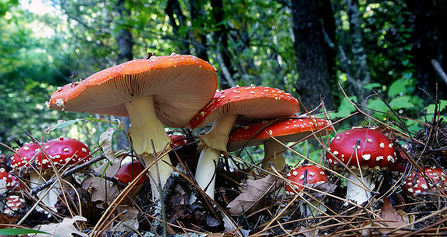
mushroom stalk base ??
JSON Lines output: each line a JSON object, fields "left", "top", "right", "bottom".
{"left": 346, "top": 169, "right": 372, "bottom": 205}
{"left": 124, "top": 96, "right": 173, "bottom": 201}
{"left": 195, "top": 114, "right": 238, "bottom": 200}
{"left": 300, "top": 200, "right": 327, "bottom": 218}
{"left": 30, "top": 172, "right": 55, "bottom": 211}
{"left": 262, "top": 139, "right": 286, "bottom": 171}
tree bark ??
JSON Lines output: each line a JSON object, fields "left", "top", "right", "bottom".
{"left": 211, "top": 0, "right": 237, "bottom": 89}
{"left": 291, "top": 0, "right": 335, "bottom": 110}
{"left": 115, "top": 0, "right": 133, "bottom": 149}
{"left": 406, "top": 0, "right": 447, "bottom": 101}
{"left": 346, "top": 0, "right": 370, "bottom": 103}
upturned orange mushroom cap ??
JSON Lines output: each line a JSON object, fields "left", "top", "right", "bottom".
{"left": 47, "top": 54, "right": 218, "bottom": 128}
{"left": 189, "top": 85, "right": 299, "bottom": 129}
{"left": 228, "top": 117, "right": 332, "bottom": 151}
{"left": 227, "top": 117, "right": 332, "bottom": 170}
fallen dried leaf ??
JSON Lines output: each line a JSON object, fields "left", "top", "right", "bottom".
{"left": 82, "top": 157, "right": 121, "bottom": 208}
{"left": 226, "top": 174, "right": 284, "bottom": 216}
{"left": 379, "top": 197, "right": 410, "bottom": 235}
{"left": 32, "top": 216, "right": 88, "bottom": 237}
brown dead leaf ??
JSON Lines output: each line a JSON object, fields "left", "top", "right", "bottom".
{"left": 82, "top": 157, "right": 121, "bottom": 208}
{"left": 226, "top": 174, "right": 284, "bottom": 216}
{"left": 115, "top": 205, "right": 139, "bottom": 232}
{"left": 32, "top": 216, "right": 88, "bottom": 237}
{"left": 379, "top": 197, "right": 410, "bottom": 235}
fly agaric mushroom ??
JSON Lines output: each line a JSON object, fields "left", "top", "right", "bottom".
{"left": 405, "top": 166, "right": 447, "bottom": 199}
{"left": 33, "top": 137, "right": 91, "bottom": 209}
{"left": 4, "top": 195, "right": 26, "bottom": 215}
{"left": 169, "top": 134, "right": 192, "bottom": 149}
{"left": 47, "top": 54, "right": 218, "bottom": 201}
{"left": 228, "top": 117, "right": 332, "bottom": 171}
{"left": 35, "top": 137, "right": 90, "bottom": 170}
{"left": 286, "top": 165, "right": 328, "bottom": 216}
{"left": 11, "top": 142, "right": 40, "bottom": 170}
{"left": 326, "top": 128, "right": 396, "bottom": 204}
{"left": 115, "top": 160, "right": 148, "bottom": 186}
{"left": 0, "top": 168, "right": 17, "bottom": 194}
{"left": 189, "top": 86, "right": 299, "bottom": 200}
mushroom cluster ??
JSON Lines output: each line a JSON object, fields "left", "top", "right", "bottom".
{"left": 188, "top": 86, "right": 299, "bottom": 200}
{"left": 46, "top": 53, "right": 332, "bottom": 205}
{"left": 326, "top": 128, "right": 396, "bottom": 204}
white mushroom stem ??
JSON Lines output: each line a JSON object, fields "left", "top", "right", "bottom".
{"left": 300, "top": 200, "right": 327, "bottom": 217}
{"left": 30, "top": 172, "right": 56, "bottom": 211}
{"left": 195, "top": 114, "right": 238, "bottom": 200}
{"left": 345, "top": 169, "right": 372, "bottom": 205}
{"left": 124, "top": 96, "right": 173, "bottom": 201}
{"left": 262, "top": 139, "right": 286, "bottom": 171}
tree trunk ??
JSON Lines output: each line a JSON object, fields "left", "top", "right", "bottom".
{"left": 291, "top": 0, "right": 335, "bottom": 110}
{"left": 406, "top": 0, "right": 447, "bottom": 101}
{"left": 211, "top": 0, "right": 237, "bottom": 89}
{"left": 115, "top": 0, "right": 134, "bottom": 149}
{"left": 346, "top": 0, "right": 370, "bottom": 104}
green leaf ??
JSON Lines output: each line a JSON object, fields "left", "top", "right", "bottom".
{"left": 389, "top": 96, "right": 414, "bottom": 109}
{"left": 388, "top": 79, "right": 409, "bottom": 97}
{"left": 368, "top": 98, "right": 389, "bottom": 112}
{"left": 44, "top": 118, "right": 84, "bottom": 133}
{"left": 425, "top": 100, "right": 447, "bottom": 113}
{"left": 330, "top": 96, "right": 357, "bottom": 118}
{"left": 363, "top": 82, "right": 381, "bottom": 90}
{"left": 0, "top": 228, "right": 51, "bottom": 235}
{"left": 45, "top": 118, "right": 118, "bottom": 133}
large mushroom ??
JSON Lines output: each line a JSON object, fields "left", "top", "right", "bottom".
{"left": 47, "top": 54, "right": 218, "bottom": 201}
{"left": 189, "top": 86, "right": 299, "bottom": 200}
{"left": 228, "top": 117, "right": 332, "bottom": 171}
{"left": 326, "top": 128, "right": 396, "bottom": 204}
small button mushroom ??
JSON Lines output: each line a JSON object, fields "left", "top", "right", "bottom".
{"left": 286, "top": 165, "right": 328, "bottom": 217}
{"left": 405, "top": 166, "right": 447, "bottom": 199}
{"left": 4, "top": 195, "right": 26, "bottom": 215}
{"left": 326, "top": 128, "right": 396, "bottom": 204}
{"left": 286, "top": 165, "right": 328, "bottom": 195}
{"left": 115, "top": 160, "right": 148, "bottom": 186}
{"left": 11, "top": 142, "right": 40, "bottom": 170}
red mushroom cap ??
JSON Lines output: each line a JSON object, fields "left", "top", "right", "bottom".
{"left": 286, "top": 165, "right": 328, "bottom": 195}
{"left": 169, "top": 134, "right": 192, "bottom": 148}
{"left": 35, "top": 137, "right": 90, "bottom": 170}
{"left": 47, "top": 54, "right": 218, "bottom": 128}
{"left": 4, "top": 195, "right": 26, "bottom": 215}
{"left": 11, "top": 143, "right": 40, "bottom": 170}
{"left": 0, "top": 168, "right": 16, "bottom": 191}
{"left": 189, "top": 86, "right": 299, "bottom": 129}
{"left": 115, "top": 160, "right": 148, "bottom": 186}
{"left": 227, "top": 117, "right": 332, "bottom": 152}
{"left": 405, "top": 166, "right": 447, "bottom": 199}
{"left": 326, "top": 128, "right": 396, "bottom": 170}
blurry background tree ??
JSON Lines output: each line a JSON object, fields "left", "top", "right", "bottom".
{"left": 1, "top": 0, "right": 447, "bottom": 154}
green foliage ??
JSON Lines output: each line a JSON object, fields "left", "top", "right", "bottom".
{"left": 0, "top": 228, "right": 50, "bottom": 235}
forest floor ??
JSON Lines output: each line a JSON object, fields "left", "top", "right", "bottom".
{"left": 1, "top": 109, "right": 447, "bottom": 237}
